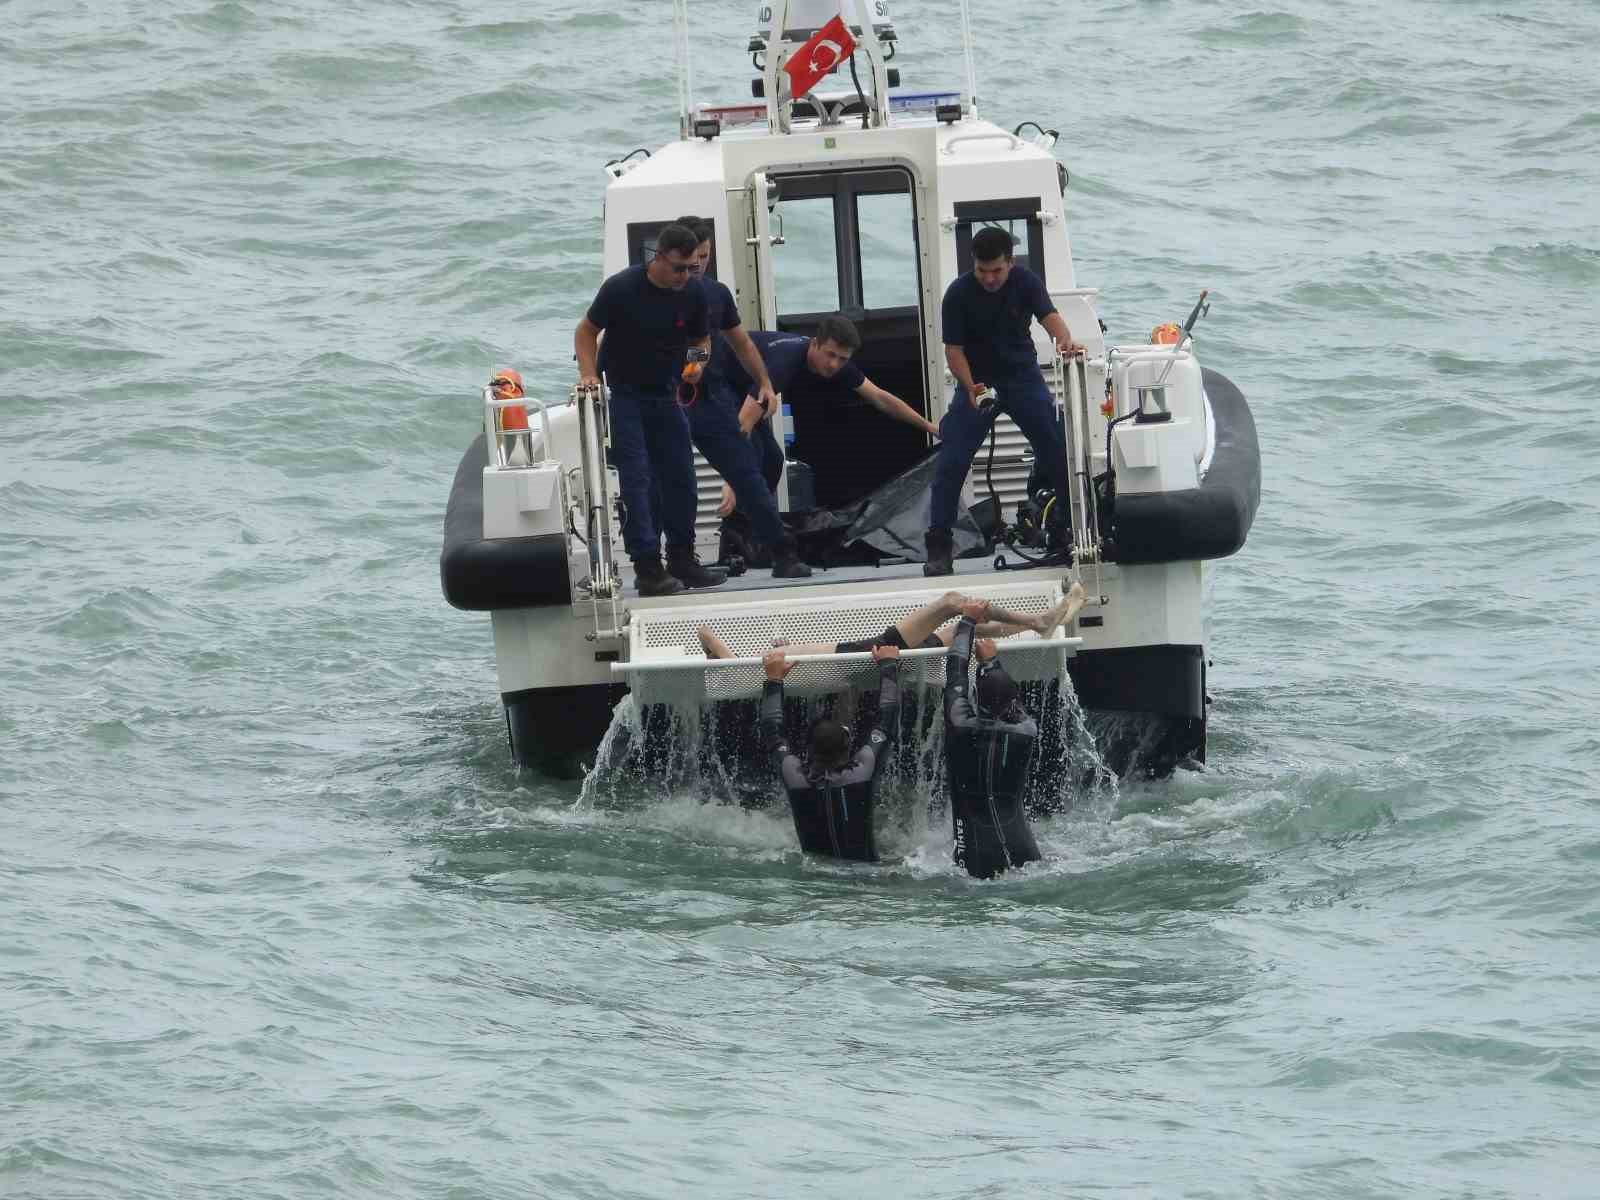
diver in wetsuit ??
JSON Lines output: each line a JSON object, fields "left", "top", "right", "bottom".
{"left": 758, "top": 645, "right": 900, "bottom": 862}
{"left": 944, "top": 607, "right": 1046, "bottom": 879}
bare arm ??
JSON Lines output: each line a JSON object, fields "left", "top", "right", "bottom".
{"left": 575, "top": 317, "right": 602, "bottom": 387}
{"left": 738, "top": 393, "right": 772, "bottom": 436}
{"left": 944, "top": 344, "right": 982, "bottom": 398}
{"left": 724, "top": 326, "right": 778, "bottom": 411}
{"left": 857, "top": 379, "right": 939, "bottom": 439}
{"left": 1040, "top": 311, "right": 1084, "bottom": 358}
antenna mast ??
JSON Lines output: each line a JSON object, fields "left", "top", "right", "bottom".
{"left": 958, "top": 0, "right": 978, "bottom": 115}
{"left": 673, "top": 0, "right": 694, "bottom": 138}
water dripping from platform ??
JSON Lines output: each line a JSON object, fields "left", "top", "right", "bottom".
{"left": 576, "top": 678, "right": 1119, "bottom": 859}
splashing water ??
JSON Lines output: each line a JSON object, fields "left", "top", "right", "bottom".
{"left": 577, "top": 673, "right": 1118, "bottom": 862}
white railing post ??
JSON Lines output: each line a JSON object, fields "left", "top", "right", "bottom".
{"left": 764, "top": 0, "right": 792, "bottom": 133}
{"left": 958, "top": 0, "right": 979, "bottom": 115}
{"left": 574, "top": 382, "right": 624, "bottom": 641}
{"left": 673, "top": 0, "right": 692, "bottom": 138}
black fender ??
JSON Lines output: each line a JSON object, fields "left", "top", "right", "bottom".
{"left": 439, "top": 435, "right": 571, "bottom": 611}
{"left": 1106, "top": 369, "right": 1260, "bottom": 565}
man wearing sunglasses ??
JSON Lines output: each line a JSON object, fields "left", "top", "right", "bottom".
{"left": 575, "top": 223, "right": 721, "bottom": 596}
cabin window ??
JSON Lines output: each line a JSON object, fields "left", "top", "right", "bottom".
{"left": 854, "top": 191, "right": 920, "bottom": 311}
{"left": 626, "top": 219, "right": 718, "bottom": 280}
{"left": 770, "top": 196, "right": 840, "bottom": 314}
{"left": 952, "top": 198, "right": 1046, "bottom": 284}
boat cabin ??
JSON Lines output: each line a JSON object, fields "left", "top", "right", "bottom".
{"left": 596, "top": 4, "right": 1105, "bottom": 548}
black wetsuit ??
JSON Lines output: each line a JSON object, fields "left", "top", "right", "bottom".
{"left": 759, "top": 659, "right": 900, "bottom": 862}
{"left": 944, "top": 618, "right": 1043, "bottom": 879}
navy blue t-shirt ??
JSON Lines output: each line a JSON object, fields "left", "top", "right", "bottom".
{"left": 941, "top": 265, "right": 1056, "bottom": 381}
{"left": 700, "top": 278, "right": 742, "bottom": 383}
{"left": 703, "top": 278, "right": 739, "bottom": 334}
{"left": 586, "top": 265, "right": 710, "bottom": 388}
{"left": 719, "top": 329, "right": 866, "bottom": 401}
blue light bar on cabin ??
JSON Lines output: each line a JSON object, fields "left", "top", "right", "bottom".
{"left": 888, "top": 91, "right": 963, "bottom": 114}
{"left": 697, "top": 92, "right": 964, "bottom": 129}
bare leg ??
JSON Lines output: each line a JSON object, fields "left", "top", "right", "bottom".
{"left": 985, "top": 582, "right": 1088, "bottom": 636}
{"left": 704, "top": 590, "right": 989, "bottom": 660}
{"left": 697, "top": 626, "right": 735, "bottom": 659}
{"left": 1038, "top": 582, "right": 1089, "bottom": 634}
{"left": 892, "top": 591, "right": 967, "bottom": 648}
{"left": 773, "top": 641, "right": 841, "bottom": 656}
{"left": 699, "top": 626, "right": 843, "bottom": 657}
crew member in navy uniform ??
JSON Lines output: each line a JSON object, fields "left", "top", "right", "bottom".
{"left": 716, "top": 315, "right": 940, "bottom": 556}
{"left": 723, "top": 315, "right": 939, "bottom": 456}
{"left": 943, "top": 584, "right": 1086, "bottom": 877}
{"left": 575, "top": 222, "right": 723, "bottom": 596}
{"left": 669, "top": 215, "right": 811, "bottom": 579}
{"left": 925, "top": 226, "right": 1086, "bottom": 575}
{"left": 759, "top": 644, "right": 901, "bottom": 863}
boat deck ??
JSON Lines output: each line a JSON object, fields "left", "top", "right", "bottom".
{"left": 615, "top": 553, "right": 1070, "bottom": 601}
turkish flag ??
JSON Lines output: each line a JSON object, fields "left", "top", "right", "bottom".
{"left": 783, "top": 13, "right": 857, "bottom": 100}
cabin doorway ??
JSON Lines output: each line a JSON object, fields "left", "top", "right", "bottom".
{"left": 757, "top": 167, "right": 930, "bottom": 509}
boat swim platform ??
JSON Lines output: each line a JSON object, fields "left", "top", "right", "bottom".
{"left": 611, "top": 552, "right": 1071, "bottom": 599}
{"left": 606, "top": 562, "right": 1081, "bottom": 706}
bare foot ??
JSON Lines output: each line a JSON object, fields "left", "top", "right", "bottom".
{"left": 697, "top": 626, "right": 734, "bottom": 659}
{"left": 1039, "top": 583, "right": 1088, "bottom": 634}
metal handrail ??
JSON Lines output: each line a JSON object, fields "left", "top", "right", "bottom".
{"left": 573, "top": 383, "right": 622, "bottom": 639}
{"left": 1052, "top": 353, "right": 1105, "bottom": 605}
{"left": 1107, "top": 345, "right": 1194, "bottom": 377}
{"left": 942, "top": 131, "right": 1020, "bottom": 155}
{"left": 481, "top": 387, "right": 551, "bottom": 468}
{"left": 1106, "top": 344, "right": 1195, "bottom": 420}
{"left": 1073, "top": 354, "right": 1104, "bottom": 605}
{"left": 611, "top": 636, "right": 1084, "bottom": 676}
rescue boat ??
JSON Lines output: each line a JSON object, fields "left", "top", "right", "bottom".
{"left": 440, "top": 0, "right": 1260, "bottom": 779}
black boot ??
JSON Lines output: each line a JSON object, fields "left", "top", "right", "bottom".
{"left": 923, "top": 528, "right": 954, "bottom": 577}
{"left": 632, "top": 555, "right": 685, "bottom": 597}
{"left": 717, "top": 517, "right": 749, "bottom": 566}
{"left": 666, "top": 546, "right": 726, "bottom": 590}
{"left": 770, "top": 535, "right": 812, "bottom": 579}
{"left": 720, "top": 511, "right": 771, "bottom": 568}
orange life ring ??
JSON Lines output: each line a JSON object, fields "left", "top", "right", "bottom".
{"left": 491, "top": 368, "right": 527, "bottom": 431}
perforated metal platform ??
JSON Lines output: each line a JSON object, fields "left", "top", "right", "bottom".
{"left": 617, "top": 580, "right": 1080, "bottom": 705}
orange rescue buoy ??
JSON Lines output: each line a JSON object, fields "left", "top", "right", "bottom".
{"left": 491, "top": 368, "right": 527, "bottom": 431}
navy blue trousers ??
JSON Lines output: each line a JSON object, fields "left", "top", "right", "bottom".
{"left": 753, "top": 413, "right": 784, "bottom": 493}
{"left": 607, "top": 383, "right": 697, "bottom": 561}
{"left": 929, "top": 367, "right": 1070, "bottom": 534}
{"left": 685, "top": 382, "right": 787, "bottom": 548}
